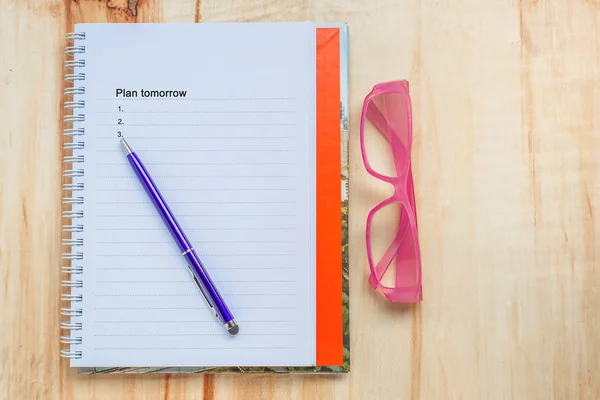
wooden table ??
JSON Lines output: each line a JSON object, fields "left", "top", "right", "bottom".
{"left": 2, "top": 1, "right": 599, "bottom": 398}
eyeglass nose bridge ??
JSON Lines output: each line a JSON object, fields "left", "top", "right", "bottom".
{"left": 388, "top": 173, "right": 411, "bottom": 201}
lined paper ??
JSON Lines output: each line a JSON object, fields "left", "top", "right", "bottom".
{"left": 73, "top": 23, "right": 316, "bottom": 367}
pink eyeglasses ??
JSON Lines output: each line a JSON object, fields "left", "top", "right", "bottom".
{"left": 360, "top": 80, "right": 422, "bottom": 303}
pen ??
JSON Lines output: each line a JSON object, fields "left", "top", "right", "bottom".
{"left": 119, "top": 138, "right": 239, "bottom": 335}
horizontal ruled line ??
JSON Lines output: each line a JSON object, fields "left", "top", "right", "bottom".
{"left": 94, "top": 214, "right": 295, "bottom": 217}
{"left": 94, "top": 254, "right": 294, "bottom": 257}
{"left": 96, "top": 177, "right": 293, "bottom": 181}
{"left": 96, "top": 201, "right": 294, "bottom": 204}
{"left": 95, "top": 333, "right": 297, "bottom": 336}
{"left": 96, "top": 149, "right": 295, "bottom": 152}
{"left": 95, "top": 280, "right": 296, "bottom": 284}
{"left": 94, "top": 306, "right": 297, "bottom": 311}
{"left": 95, "top": 347, "right": 296, "bottom": 350}
{"left": 96, "top": 240, "right": 296, "bottom": 244}
{"left": 94, "top": 97, "right": 296, "bottom": 101}
{"left": 95, "top": 188, "right": 295, "bottom": 192}
{"left": 96, "top": 267, "right": 297, "bottom": 271}
{"left": 97, "top": 162, "right": 296, "bottom": 166}
{"left": 94, "top": 293, "right": 296, "bottom": 297}
{"left": 97, "top": 123, "right": 295, "bottom": 127}
{"left": 97, "top": 110, "right": 295, "bottom": 114}
{"left": 95, "top": 320, "right": 293, "bottom": 323}
{"left": 96, "top": 136, "right": 295, "bottom": 139}
{"left": 96, "top": 227, "right": 296, "bottom": 231}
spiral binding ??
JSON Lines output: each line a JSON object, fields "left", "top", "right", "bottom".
{"left": 61, "top": 31, "right": 85, "bottom": 360}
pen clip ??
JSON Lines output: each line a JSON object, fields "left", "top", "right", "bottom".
{"left": 186, "top": 264, "right": 222, "bottom": 323}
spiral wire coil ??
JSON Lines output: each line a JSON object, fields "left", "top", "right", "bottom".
{"left": 61, "top": 31, "right": 86, "bottom": 360}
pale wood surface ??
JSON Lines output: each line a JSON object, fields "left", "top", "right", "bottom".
{"left": 1, "top": 0, "right": 599, "bottom": 399}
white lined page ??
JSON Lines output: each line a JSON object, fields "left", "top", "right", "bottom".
{"left": 74, "top": 23, "right": 316, "bottom": 367}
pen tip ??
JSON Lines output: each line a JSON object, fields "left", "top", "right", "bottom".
{"left": 120, "top": 137, "right": 133, "bottom": 155}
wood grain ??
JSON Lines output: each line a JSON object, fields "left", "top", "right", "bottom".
{"left": 1, "top": 0, "right": 599, "bottom": 398}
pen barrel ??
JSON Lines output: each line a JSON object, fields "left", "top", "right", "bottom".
{"left": 126, "top": 152, "right": 192, "bottom": 252}
{"left": 126, "top": 151, "right": 235, "bottom": 325}
{"left": 185, "top": 249, "right": 234, "bottom": 324}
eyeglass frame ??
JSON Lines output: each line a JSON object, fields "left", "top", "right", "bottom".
{"left": 359, "top": 79, "right": 423, "bottom": 303}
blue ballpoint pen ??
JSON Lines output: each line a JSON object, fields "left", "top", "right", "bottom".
{"left": 120, "top": 138, "right": 239, "bottom": 335}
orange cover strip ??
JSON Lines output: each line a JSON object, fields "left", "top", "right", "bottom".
{"left": 315, "top": 28, "right": 342, "bottom": 366}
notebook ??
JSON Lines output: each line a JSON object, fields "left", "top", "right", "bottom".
{"left": 60, "top": 22, "right": 349, "bottom": 374}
